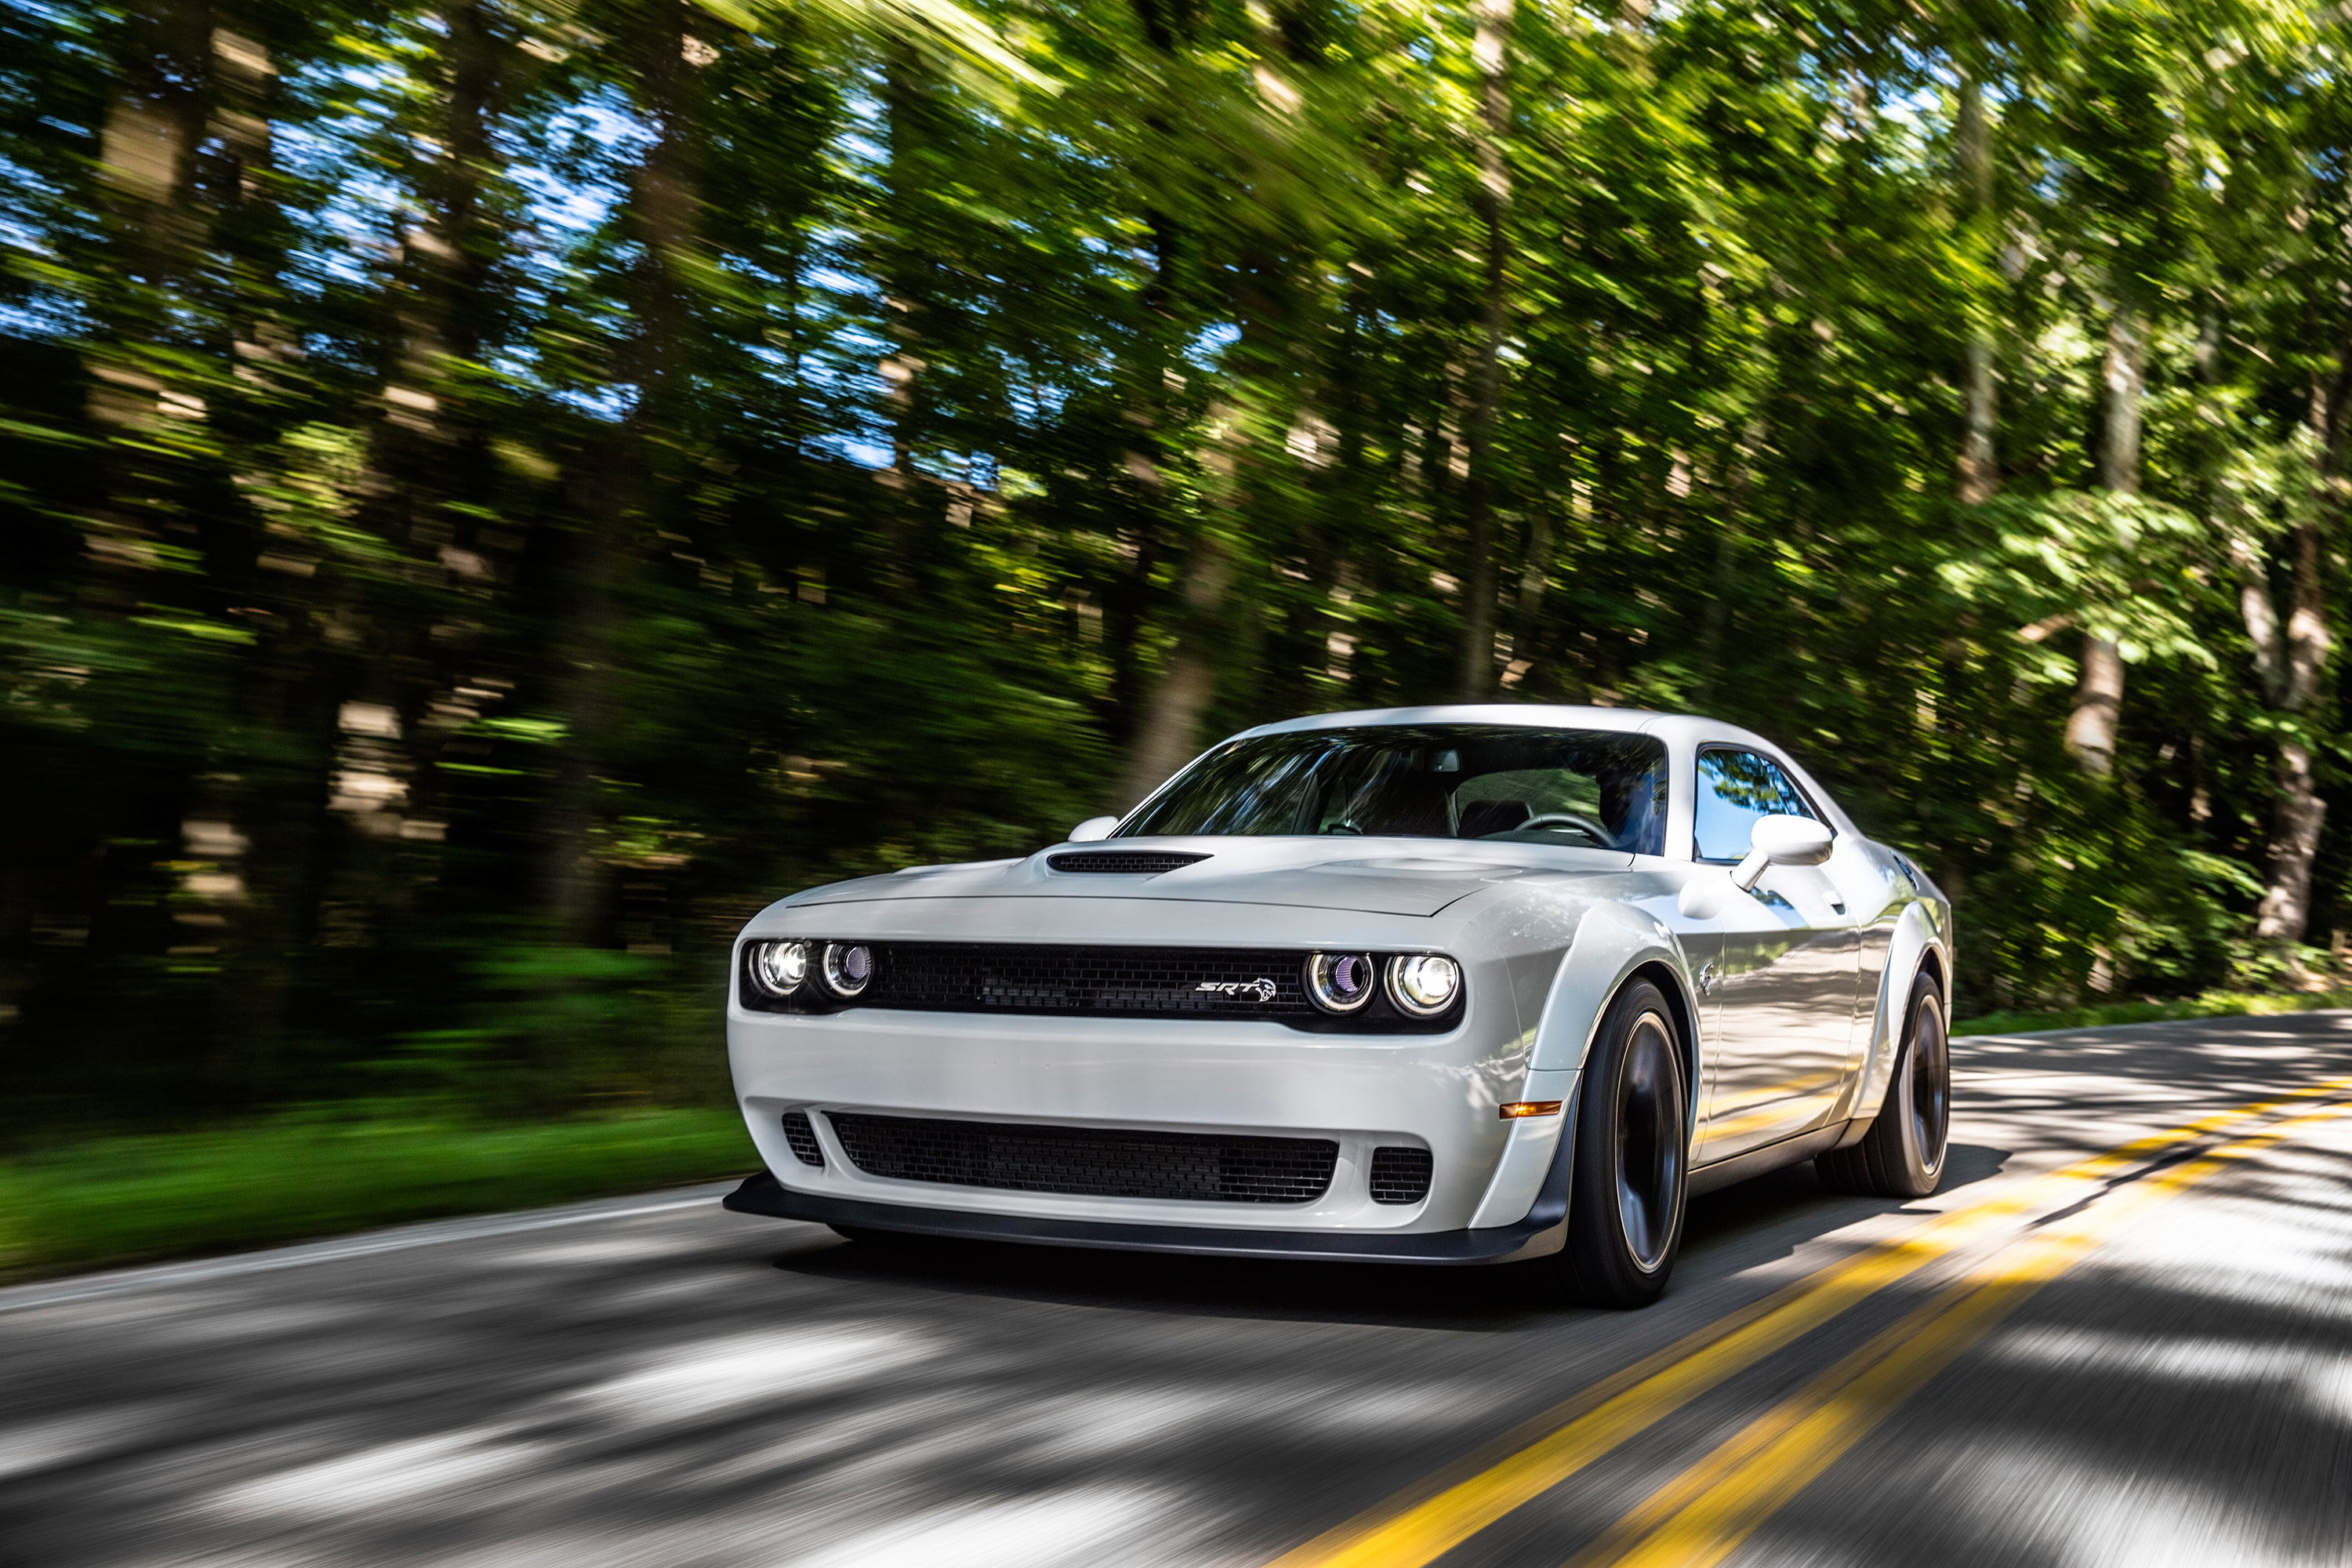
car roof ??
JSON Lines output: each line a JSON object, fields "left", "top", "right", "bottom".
{"left": 1235, "top": 703, "right": 1768, "bottom": 752}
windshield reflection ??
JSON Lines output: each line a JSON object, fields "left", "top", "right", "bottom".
{"left": 1118, "top": 726, "right": 1667, "bottom": 854}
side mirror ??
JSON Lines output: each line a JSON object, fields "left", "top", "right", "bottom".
{"left": 1732, "top": 814, "right": 1834, "bottom": 891}
{"left": 1068, "top": 815, "right": 1120, "bottom": 843}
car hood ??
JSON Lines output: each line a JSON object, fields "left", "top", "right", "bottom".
{"left": 784, "top": 836, "right": 1637, "bottom": 918}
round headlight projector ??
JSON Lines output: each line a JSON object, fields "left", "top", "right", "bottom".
{"left": 750, "top": 939, "right": 809, "bottom": 996}
{"left": 820, "top": 942, "right": 873, "bottom": 999}
{"left": 1386, "top": 953, "right": 1462, "bottom": 1017}
{"left": 1305, "top": 951, "right": 1376, "bottom": 1013}
{"left": 1305, "top": 950, "right": 1461, "bottom": 1017}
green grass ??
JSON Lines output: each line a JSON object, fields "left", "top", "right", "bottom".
{"left": 12, "top": 987, "right": 2349, "bottom": 1283}
{"left": 1953, "top": 988, "right": 2352, "bottom": 1038}
{"left": 0, "top": 1107, "right": 757, "bottom": 1282}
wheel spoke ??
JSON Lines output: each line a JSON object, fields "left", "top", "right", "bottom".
{"left": 1614, "top": 1013, "right": 1682, "bottom": 1270}
{"left": 1910, "top": 999, "right": 1950, "bottom": 1163}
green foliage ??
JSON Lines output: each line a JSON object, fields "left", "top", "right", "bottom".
{"left": 5, "top": 0, "right": 2352, "bottom": 1147}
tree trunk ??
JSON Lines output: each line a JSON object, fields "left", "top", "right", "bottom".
{"left": 1695, "top": 521, "right": 1737, "bottom": 705}
{"left": 2067, "top": 304, "right": 2142, "bottom": 777}
{"left": 1114, "top": 522, "right": 1233, "bottom": 810}
{"left": 544, "top": 459, "right": 625, "bottom": 944}
{"left": 543, "top": 0, "right": 700, "bottom": 944}
{"left": 1511, "top": 504, "right": 1550, "bottom": 688}
{"left": 191, "top": 16, "right": 332, "bottom": 1094}
{"left": 873, "top": 35, "right": 941, "bottom": 568}
{"left": 2062, "top": 637, "right": 2124, "bottom": 778}
{"left": 1694, "top": 421, "right": 1761, "bottom": 706}
{"left": 1115, "top": 0, "right": 1312, "bottom": 800}
{"left": 1454, "top": 0, "right": 1512, "bottom": 702}
{"left": 2256, "top": 739, "right": 2325, "bottom": 948}
{"left": 1955, "top": 71, "right": 1998, "bottom": 506}
{"left": 2243, "top": 365, "right": 2341, "bottom": 960}
{"left": 1105, "top": 205, "right": 1179, "bottom": 745}
{"left": 2098, "top": 306, "right": 2143, "bottom": 499}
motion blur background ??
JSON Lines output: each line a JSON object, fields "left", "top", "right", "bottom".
{"left": 3, "top": 0, "right": 2350, "bottom": 1251}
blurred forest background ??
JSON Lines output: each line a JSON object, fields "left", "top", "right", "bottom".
{"left": 5, "top": 0, "right": 2352, "bottom": 1143}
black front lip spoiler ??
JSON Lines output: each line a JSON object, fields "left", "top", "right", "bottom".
{"left": 721, "top": 1100, "right": 1577, "bottom": 1266}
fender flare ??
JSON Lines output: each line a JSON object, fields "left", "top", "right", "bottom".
{"left": 1469, "top": 904, "right": 1702, "bottom": 1234}
{"left": 1844, "top": 901, "right": 1949, "bottom": 1134}
{"left": 1528, "top": 902, "right": 1703, "bottom": 1085}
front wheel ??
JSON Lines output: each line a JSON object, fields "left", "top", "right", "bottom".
{"left": 1817, "top": 971, "right": 1949, "bottom": 1198}
{"left": 1558, "top": 979, "right": 1690, "bottom": 1308}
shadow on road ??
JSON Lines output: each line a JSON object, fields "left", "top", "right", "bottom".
{"left": 771, "top": 1231, "right": 1557, "bottom": 1330}
{"left": 1746, "top": 1137, "right": 2352, "bottom": 1568}
{"left": 5, "top": 1022, "right": 2347, "bottom": 1568}
{"left": 765, "top": 1142, "right": 2016, "bottom": 1331}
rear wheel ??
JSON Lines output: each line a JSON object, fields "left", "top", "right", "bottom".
{"left": 1817, "top": 971, "right": 1949, "bottom": 1198}
{"left": 1559, "top": 979, "right": 1689, "bottom": 1308}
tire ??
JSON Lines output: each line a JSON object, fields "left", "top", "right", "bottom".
{"left": 1817, "top": 971, "right": 1949, "bottom": 1199}
{"left": 1559, "top": 979, "right": 1690, "bottom": 1308}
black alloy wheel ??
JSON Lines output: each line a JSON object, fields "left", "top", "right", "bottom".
{"left": 1817, "top": 970, "right": 1950, "bottom": 1199}
{"left": 1907, "top": 989, "right": 1951, "bottom": 1167}
{"left": 1559, "top": 978, "right": 1690, "bottom": 1308}
{"left": 1614, "top": 1010, "right": 1682, "bottom": 1270}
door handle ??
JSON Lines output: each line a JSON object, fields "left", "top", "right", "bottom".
{"left": 1825, "top": 892, "right": 1846, "bottom": 913}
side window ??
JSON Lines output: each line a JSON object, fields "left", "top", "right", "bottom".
{"left": 1693, "top": 749, "right": 1813, "bottom": 862}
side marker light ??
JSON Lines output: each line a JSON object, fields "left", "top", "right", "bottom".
{"left": 1499, "top": 1101, "right": 1564, "bottom": 1120}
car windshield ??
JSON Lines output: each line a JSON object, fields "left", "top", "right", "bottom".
{"left": 1118, "top": 724, "right": 1668, "bottom": 854}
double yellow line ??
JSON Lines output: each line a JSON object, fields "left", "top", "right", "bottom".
{"left": 1269, "top": 1075, "right": 2352, "bottom": 1568}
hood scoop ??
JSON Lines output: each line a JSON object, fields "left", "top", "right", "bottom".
{"left": 1046, "top": 850, "right": 1212, "bottom": 875}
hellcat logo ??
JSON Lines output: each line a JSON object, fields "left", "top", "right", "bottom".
{"left": 1196, "top": 978, "right": 1278, "bottom": 1003}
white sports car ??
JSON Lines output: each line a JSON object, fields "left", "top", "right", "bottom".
{"left": 722, "top": 704, "right": 1954, "bottom": 1305}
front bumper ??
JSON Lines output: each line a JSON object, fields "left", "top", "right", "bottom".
{"left": 721, "top": 1134, "right": 1573, "bottom": 1264}
{"left": 728, "top": 1000, "right": 1569, "bottom": 1234}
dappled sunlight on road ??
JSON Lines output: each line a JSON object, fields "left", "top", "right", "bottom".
{"left": 1742, "top": 1112, "right": 2352, "bottom": 1568}
{"left": 2, "top": 1014, "right": 2350, "bottom": 1566}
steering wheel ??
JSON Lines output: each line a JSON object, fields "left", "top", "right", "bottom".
{"left": 1519, "top": 812, "right": 1612, "bottom": 845}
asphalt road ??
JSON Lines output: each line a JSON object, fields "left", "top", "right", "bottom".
{"left": 5, "top": 1014, "right": 2351, "bottom": 1567}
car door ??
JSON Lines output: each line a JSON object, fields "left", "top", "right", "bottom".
{"left": 1690, "top": 746, "right": 1862, "bottom": 1165}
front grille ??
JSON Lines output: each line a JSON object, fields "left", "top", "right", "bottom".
{"left": 1046, "top": 851, "right": 1211, "bottom": 874}
{"left": 739, "top": 941, "right": 1461, "bottom": 1031}
{"left": 781, "top": 1110, "right": 824, "bottom": 1167}
{"left": 862, "top": 942, "right": 1319, "bottom": 1020}
{"left": 828, "top": 1112, "right": 1338, "bottom": 1203}
{"left": 1368, "top": 1145, "right": 1434, "bottom": 1204}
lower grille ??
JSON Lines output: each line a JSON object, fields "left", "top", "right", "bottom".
{"left": 828, "top": 1112, "right": 1338, "bottom": 1204}
{"left": 1368, "top": 1145, "right": 1434, "bottom": 1204}
{"left": 781, "top": 1110, "right": 824, "bottom": 1167}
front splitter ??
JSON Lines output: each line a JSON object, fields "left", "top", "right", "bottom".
{"left": 720, "top": 1166, "right": 1571, "bottom": 1265}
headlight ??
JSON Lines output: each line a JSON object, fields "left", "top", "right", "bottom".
{"left": 1386, "top": 954, "right": 1461, "bottom": 1017}
{"left": 1305, "top": 951, "right": 1376, "bottom": 1013}
{"left": 821, "top": 942, "right": 873, "bottom": 999}
{"left": 750, "top": 940, "right": 809, "bottom": 996}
